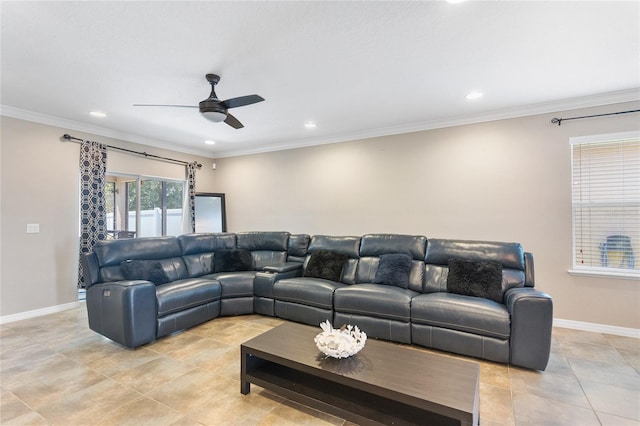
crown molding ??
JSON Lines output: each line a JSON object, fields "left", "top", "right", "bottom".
{"left": 213, "top": 88, "right": 640, "bottom": 158}
{"left": 0, "top": 105, "right": 216, "bottom": 159}
{"left": 3, "top": 89, "right": 639, "bottom": 159}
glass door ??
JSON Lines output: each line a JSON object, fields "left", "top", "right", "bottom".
{"left": 124, "top": 177, "right": 185, "bottom": 237}
{"left": 165, "top": 181, "right": 185, "bottom": 236}
{"left": 125, "top": 179, "right": 139, "bottom": 238}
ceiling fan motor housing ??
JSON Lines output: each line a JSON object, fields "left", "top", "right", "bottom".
{"left": 199, "top": 99, "right": 227, "bottom": 122}
{"left": 199, "top": 73, "right": 227, "bottom": 122}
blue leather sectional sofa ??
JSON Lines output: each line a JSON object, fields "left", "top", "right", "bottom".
{"left": 81, "top": 231, "right": 553, "bottom": 370}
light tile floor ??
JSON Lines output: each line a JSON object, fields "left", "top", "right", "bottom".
{"left": 1, "top": 305, "right": 638, "bottom": 425}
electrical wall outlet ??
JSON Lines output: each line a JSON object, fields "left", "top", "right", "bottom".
{"left": 26, "top": 224, "right": 40, "bottom": 233}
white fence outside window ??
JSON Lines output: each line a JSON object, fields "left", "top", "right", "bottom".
{"left": 106, "top": 208, "right": 183, "bottom": 238}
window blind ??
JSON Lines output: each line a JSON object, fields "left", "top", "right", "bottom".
{"left": 570, "top": 131, "right": 640, "bottom": 278}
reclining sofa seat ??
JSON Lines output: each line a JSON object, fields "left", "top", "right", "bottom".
{"left": 194, "top": 231, "right": 290, "bottom": 316}
{"left": 271, "top": 235, "right": 361, "bottom": 326}
{"left": 411, "top": 239, "right": 552, "bottom": 370}
{"left": 254, "top": 233, "right": 310, "bottom": 316}
{"left": 83, "top": 231, "right": 301, "bottom": 348}
{"left": 84, "top": 236, "right": 222, "bottom": 348}
{"left": 333, "top": 234, "right": 427, "bottom": 343}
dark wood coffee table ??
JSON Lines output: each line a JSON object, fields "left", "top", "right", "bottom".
{"left": 241, "top": 322, "right": 479, "bottom": 426}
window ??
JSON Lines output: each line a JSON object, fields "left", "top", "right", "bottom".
{"left": 570, "top": 131, "right": 640, "bottom": 278}
{"left": 107, "top": 173, "right": 186, "bottom": 238}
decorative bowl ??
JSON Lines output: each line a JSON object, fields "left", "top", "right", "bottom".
{"left": 314, "top": 320, "right": 367, "bottom": 359}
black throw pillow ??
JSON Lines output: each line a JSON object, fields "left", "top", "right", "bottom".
{"left": 447, "top": 258, "right": 504, "bottom": 303}
{"left": 121, "top": 260, "right": 170, "bottom": 285}
{"left": 304, "top": 250, "right": 349, "bottom": 282}
{"left": 214, "top": 249, "right": 253, "bottom": 272}
{"left": 373, "top": 253, "right": 413, "bottom": 289}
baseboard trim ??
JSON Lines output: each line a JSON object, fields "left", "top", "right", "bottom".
{"left": 0, "top": 301, "right": 82, "bottom": 325}
{"left": 554, "top": 318, "right": 640, "bottom": 339}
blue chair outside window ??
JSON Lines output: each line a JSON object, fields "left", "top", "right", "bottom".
{"left": 600, "top": 235, "right": 634, "bottom": 269}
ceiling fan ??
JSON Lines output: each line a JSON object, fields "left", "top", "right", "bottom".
{"left": 133, "top": 73, "right": 264, "bottom": 129}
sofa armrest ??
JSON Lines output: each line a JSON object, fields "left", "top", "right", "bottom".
{"left": 262, "top": 262, "right": 304, "bottom": 273}
{"left": 505, "top": 287, "right": 553, "bottom": 370}
{"left": 524, "top": 252, "right": 535, "bottom": 287}
{"left": 86, "top": 280, "right": 157, "bottom": 348}
{"left": 254, "top": 267, "right": 303, "bottom": 316}
{"left": 254, "top": 267, "right": 303, "bottom": 298}
{"left": 80, "top": 252, "right": 100, "bottom": 287}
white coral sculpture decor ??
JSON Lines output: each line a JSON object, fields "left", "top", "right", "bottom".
{"left": 314, "top": 320, "right": 367, "bottom": 358}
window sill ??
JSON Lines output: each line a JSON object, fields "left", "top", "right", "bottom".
{"left": 569, "top": 269, "right": 640, "bottom": 280}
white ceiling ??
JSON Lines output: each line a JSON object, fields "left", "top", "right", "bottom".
{"left": 2, "top": 1, "right": 639, "bottom": 158}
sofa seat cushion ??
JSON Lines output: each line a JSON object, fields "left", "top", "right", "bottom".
{"left": 156, "top": 278, "right": 221, "bottom": 317}
{"left": 273, "top": 278, "right": 346, "bottom": 310}
{"left": 411, "top": 292, "right": 510, "bottom": 340}
{"left": 334, "top": 284, "right": 418, "bottom": 322}
{"left": 202, "top": 272, "right": 256, "bottom": 299}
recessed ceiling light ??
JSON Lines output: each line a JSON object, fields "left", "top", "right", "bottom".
{"left": 204, "top": 140, "right": 216, "bottom": 145}
{"left": 89, "top": 111, "right": 107, "bottom": 118}
{"left": 466, "top": 91, "right": 483, "bottom": 100}
{"left": 304, "top": 121, "right": 317, "bottom": 128}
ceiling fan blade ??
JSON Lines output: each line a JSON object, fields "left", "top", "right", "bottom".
{"left": 224, "top": 112, "right": 244, "bottom": 129}
{"left": 133, "top": 104, "right": 198, "bottom": 108}
{"left": 220, "top": 95, "right": 265, "bottom": 109}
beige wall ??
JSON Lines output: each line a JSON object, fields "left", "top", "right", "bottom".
{"left": 2, "top": 102, "right": 639, "bottom": 329}
{"left": 0, "top": 116, "right": 216, "bottom": 316}
{"left": 214, "top": 101, "right": 640, "bottom": 329}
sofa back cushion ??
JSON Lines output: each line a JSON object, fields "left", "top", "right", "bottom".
{"left": 214, "top": 249, "right": 254, "bottom": 272}
{"left": 94, "top": 236, "right": 184, "bottom": 283}
{"left": 423, "top": 239, "right": 526, "bottom": 296}
{"left": 287, "top": 234, "right": 310, "bottom": 263}
{"left": 179, "top": 232, "right": 291, "bottom": 276}
{"left": 305, "top": 235, "right": 361, "bottom": 284}
{"left": 236, "top": 231, "right": 289, "bottom": 251}
{"left": 179, "top": 233, "right": 237, "bottom": 277}
{"left": 121, "top": 259, "right": 171, "bottom": 285}
{"left": 95, "top": 236, "right": 182, "bottom": 265}
{"left": 182, "top": 253, "right": 215, "bottom": 277}
{"left": 178, "top": 233, "right": 236, "bottom": 255}
{"left": 356, "top": 234, "right": 427, "bottom": 292}
{"left": 359, "top": 234, "right": 427, "bottom": 259}
{"left": 252, "top": 251, "right": 288, "bottom": 269}
{"left": 236, "top": 231, "right": 289, "bottom": 270}
{"left": 120, "top": 257, "right": 189, "bottom": 284}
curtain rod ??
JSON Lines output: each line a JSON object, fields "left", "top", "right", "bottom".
{"left": 62, "top": 134, "right": 202, "bottom": 168}
{"left": 551, "top": 109, "right": 640, "bottom": 126}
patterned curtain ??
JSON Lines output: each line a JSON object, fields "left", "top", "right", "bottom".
{"left": 78, "top": 140, "right": 108, "bottom": 288}
{"left": 186, "top": 162, "right": 197, "bottom": 233}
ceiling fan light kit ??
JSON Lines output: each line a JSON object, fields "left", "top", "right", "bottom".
{"left": 199, "top": 107, "right": 227, "bottom": 123}
{"left": 134, "top": 73, "right": 264, "bottom": 129}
